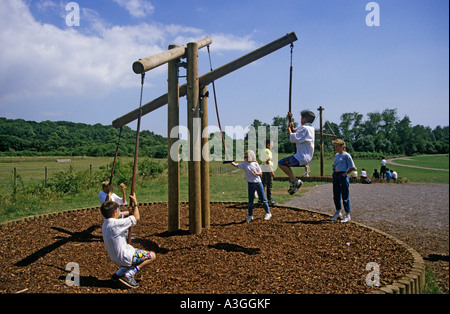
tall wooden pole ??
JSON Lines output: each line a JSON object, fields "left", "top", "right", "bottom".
{"left": 168, "top": 44, "right": 180, "bottom": 232}
{"left": 318, "top": 106, "right": 324, "bottom": 177}
{"left": 200, "top": 85, "right": 210, "bottom": 230}
{"left": 187, "top": 42, "right": 202, "bottom": 235}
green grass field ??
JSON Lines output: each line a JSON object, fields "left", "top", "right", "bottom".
{"left": 0, "top": 154, "right": 448, "bottom": 223}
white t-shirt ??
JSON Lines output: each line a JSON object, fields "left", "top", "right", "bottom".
{"left": 238, "top": 162, "right": 262, "bottom": 183}
{"left": 102, "top": 216, "right": 137, "bottom": 267}
{"left": 99, "top": 191, "right": 127, "bottom": 206}
{"left": 290, "top": 124, "right": 315, "bottom": 165}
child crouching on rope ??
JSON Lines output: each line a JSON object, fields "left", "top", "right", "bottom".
{"left": 101, "top": 193, "right": 156, "bottom": 288}
{"left": 231, "top": 150, "right": 272, "bottom": 222}
{"left": 99, "top": 182, "right": 129, "bottom": 218}
{"left": 278, "top": 110, "right": 315, "bottom": 195}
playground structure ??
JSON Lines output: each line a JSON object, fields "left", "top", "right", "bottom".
{"left": 113, "top": 32, "right": 298, "bottom": 235}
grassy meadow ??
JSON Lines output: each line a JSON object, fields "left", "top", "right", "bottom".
{"left": 0, "top": 154, "right": 448, "bottom": 223}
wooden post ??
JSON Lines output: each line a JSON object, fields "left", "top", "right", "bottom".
{"left": 112, "top": 32, "right": 298, "bottom": 129}
{"left": 187, "top": 42, "right": 202, "bottom": 235}
{"left": 45, "top": 166, "right": 48, "bottom": 185}
{"left": 318, "top": 106, "right": 324, "bottom": 177}
{"left": 168, "top": 44, "right": 180, "bottom": 232}
{"left": 200, "top": 85, "right": 210, "bottom": 230}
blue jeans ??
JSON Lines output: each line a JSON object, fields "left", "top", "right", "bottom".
{"left": 247, "top": 182, "right": 270, "bottom": 217}
{"left": 332, "top": 171, "right": 351, "bottom": 213}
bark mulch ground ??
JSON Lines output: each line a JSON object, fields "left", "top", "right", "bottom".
{"left": 0, "top": 202, "right": 413, "bottom": 294}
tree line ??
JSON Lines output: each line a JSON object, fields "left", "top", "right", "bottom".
{"left": 249, "top": 108, "right": 449, "bottom": 157}
{"left": 1, "top": 108, "right": 448, "bottom": 158}
{"left": 0, "top": 118, "right": 167, "bottom": 158}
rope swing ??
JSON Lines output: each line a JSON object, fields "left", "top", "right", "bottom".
{"left": 288, "top": 43, "right": 294, "bottom": 124}
{"left": 128, "top": 72, "right": 145, "bottom": 244}
{"left": 206, "top": 45, "right": 234, "bottom": 164}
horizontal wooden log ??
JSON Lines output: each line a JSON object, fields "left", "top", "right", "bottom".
{"left": 132, "top": 37, "right": 213, "bottom": 74}
{"left": 113, "top": 32, "right": 298, "bottom": 128}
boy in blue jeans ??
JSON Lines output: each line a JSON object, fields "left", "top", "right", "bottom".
{"left": 278, "top": 110, "right": 315, "bottom": 195}
{"left": 331, "top": 139, "right": 356, "bottom": 223}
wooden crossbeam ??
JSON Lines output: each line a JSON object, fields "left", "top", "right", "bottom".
{"left": 112, "top": 32, "right": 298, "bottom": 129}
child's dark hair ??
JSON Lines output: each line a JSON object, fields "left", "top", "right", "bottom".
{"left": 101, "top": 201, "right": 119, "bottom": 218}
{"left": 301, "top": 110, "right": 315, "bottom": 123}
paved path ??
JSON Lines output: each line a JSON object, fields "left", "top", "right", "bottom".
{"left": 284, "top": 182, "right": 449, "bottom": 293}
{"left": 387, "top": 157, "right": 449, "bottom": 172}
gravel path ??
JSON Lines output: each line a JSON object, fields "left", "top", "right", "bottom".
{"left": 284, "top": 183, "right": 449, "bottom": 294}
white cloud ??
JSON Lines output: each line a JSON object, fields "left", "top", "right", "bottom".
{"left": 0, "top": 0, "right": 258, "bottom": 105}
{"left": 208, "top": 33, "right": 258, "bottom": 51}
{"left": 112, "top": 0, "right": 155, "bottom": 18}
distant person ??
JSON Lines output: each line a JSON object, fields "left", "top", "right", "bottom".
{"left": 391, "top": 169, "right": 398, "bottom": 182}
{"left": 259, "top": 139, "right": 276, "bottom": 205}
{"left": 330, "top": 139, "right": 356, "bottom": 223}
{"left": 386, "top": 168, "right": 392, "bottom": 183}
{"left": 278, "top": 110, "right": 315, "bottom": 195}
{"left": 360, "top": 168, "right": 367, "bottom": 179}
{"left": 380, "top": 156, "right": 387, "bottom": 179}
{"left": 349, "top": 169, "right": 358, "bottom": 179}
{"left": 231, "top": 150, "right": 271, "bottom": 222}
{"left": 372, "top": 169, "right": 380, "bottom": 179}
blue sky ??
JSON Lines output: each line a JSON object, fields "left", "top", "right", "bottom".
{"left": 0, "top": 0, "right": 448, "bottom": 138}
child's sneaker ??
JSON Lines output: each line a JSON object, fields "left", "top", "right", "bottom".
{"left": 289, "top": 178, "right": 303, "bottom": 195}
{"left": 264, "top": 213, "right": 272, "bottom": 221}
{"left": 119, "top": 275, "right": 139, "bottom": 289}
{"left": 331, "top": 211, "right": 343, "bottom": 221}
{"left": 341, "top": 214, "right": 351, "bottom": 223}
{"left": 246, "top": 216, "right": 253, "bottom": 223}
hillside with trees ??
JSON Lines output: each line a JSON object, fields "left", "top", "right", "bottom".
{"left": 250, "top": 108, "right": 449, "bottom": 157}
{"left": 0, "top": 108, "right": 448, "bottom": 157}
{"left": 0, "top": 118, "right": 167, "bottom": 158}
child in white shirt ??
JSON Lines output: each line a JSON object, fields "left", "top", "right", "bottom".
{"left": 231, "top": 150, "right": 271, "bottom": 222}
{"left": 101, "top": 193, "right": 156, "bottom": 288}
{"left": 278, "top": 110, "right": 315, "bottom": 195}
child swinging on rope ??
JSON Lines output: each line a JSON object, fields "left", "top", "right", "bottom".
{"left": 99, "top": 181, "right": 127, "bottom": 206}
{"left": 101, "top": 193, "right": 156, "bottom": 289}
{"left": 278, "top": 110, "right": 315, "bottom": 195}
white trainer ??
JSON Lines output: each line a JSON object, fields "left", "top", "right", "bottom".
{"left": 341, "top": 214, "right": 351, "bottom": 223}
{"left": 331, "top": 211, "right": 343, "bottom": 221}
{"left": 264, "top": 213, "right": 272, "bottom": 221}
